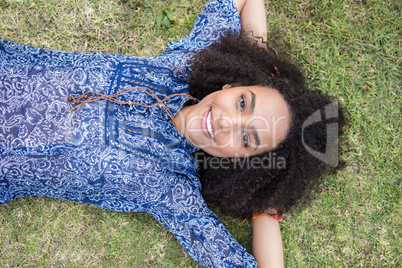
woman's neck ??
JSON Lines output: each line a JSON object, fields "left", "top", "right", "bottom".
{"left": 172, "top": 105, "right": 191, "bottom": 138}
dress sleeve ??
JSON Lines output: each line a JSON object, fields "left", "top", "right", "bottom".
{"left": 165, "top": 0, "right": 241, "bottom": 53}
{"left": 148, "top": 175, "right": 258, "bottom": 268}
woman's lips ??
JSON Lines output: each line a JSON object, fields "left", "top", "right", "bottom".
{"left": 206, "top": 109, "right": 215, "bottom": 139}
{"left": 202, "top": 108, "right": 215, "bottom": 140}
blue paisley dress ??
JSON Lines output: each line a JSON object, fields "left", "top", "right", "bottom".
{"left": 0, "top": 0, "right": 257, "bottom": 267}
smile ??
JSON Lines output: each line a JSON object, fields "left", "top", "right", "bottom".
{"left": 206, "top": 109, "right": 215, "bottom": 139}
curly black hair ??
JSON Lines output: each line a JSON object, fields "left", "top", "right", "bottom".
{"left": 187, "top": 34, "right": 344, "bottom": 217}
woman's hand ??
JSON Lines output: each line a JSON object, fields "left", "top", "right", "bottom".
{"left": 233, "top": 0, "right": 268, "bottom": 48}
{"left": 252, "top": 207, "right": 285, "bottom": 268}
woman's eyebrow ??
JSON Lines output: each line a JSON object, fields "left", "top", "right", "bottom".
{"left": 248, "top": 90, "right": 259, "bottom": 150}
{"left": 252, "top": 127, "right": 260, "bottom": 151}
{"left": 249, "top": 90, "right": 256, "bottom": 114}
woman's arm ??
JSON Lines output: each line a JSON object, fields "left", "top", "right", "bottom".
{"left": 151, "top": 179, "right": 258, "bottom": 267}
{"left": 252, "top": 212, "right": 285, "bottom": 268}
{"left": 233, "top": 0, "right": 268, "bottom": 48}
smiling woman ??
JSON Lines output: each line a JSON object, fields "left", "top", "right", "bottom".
{"left": 0, "top": 0, "right": 344, "bottom": 267}
{"left": 188, "top": 33, "right": 344, "bottom": 221}
{"left": 174, "top": 84, "right": 291, "bottom": 157}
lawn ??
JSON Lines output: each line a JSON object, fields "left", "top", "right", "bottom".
{"left": 0, "top": 0, "right": 400, "bottom": 267}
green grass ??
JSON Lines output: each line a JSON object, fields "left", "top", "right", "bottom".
{"left": 0, "top": 0, "right": 401, "bottom": 267}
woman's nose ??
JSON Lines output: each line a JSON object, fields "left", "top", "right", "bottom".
{"left": 218, "top": 114, "right": 243, "bottom": 132}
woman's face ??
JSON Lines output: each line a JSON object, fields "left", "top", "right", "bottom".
{"left": 173, "top": 85, "right": 291, "bottom": 158}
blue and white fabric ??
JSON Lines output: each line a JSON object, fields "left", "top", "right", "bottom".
{"left": 0, "top": 0, "right": 257, "bottom": 267}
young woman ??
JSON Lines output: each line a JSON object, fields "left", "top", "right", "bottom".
{"left": 0, "top": 0, "right": 341, "bottom": 267}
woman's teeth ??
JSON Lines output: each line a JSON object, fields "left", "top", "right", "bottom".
{"left": 206, "top": 110, "right": 214, "bottom": 139}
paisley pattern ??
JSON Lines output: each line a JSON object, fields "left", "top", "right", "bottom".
{"left": 0, "top": 0, "right": 257, "bottom": 267}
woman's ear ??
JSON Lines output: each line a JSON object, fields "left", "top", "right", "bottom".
{"left": 222, "top": 84, "right": 232, "bottom": 90}
{"left": 222, "top": 83, "right": 240, "bottom": 90}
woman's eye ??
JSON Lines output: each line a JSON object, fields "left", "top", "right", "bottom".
{"left": 242, "top": 130, "right": 250, "bottom": 147}
{"left": 239, "top": 95, "right": 246, "bottom": 111}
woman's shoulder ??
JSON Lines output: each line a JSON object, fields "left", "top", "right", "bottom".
{"left": 164, "top": 0, "right": 241, "bottom": 53}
